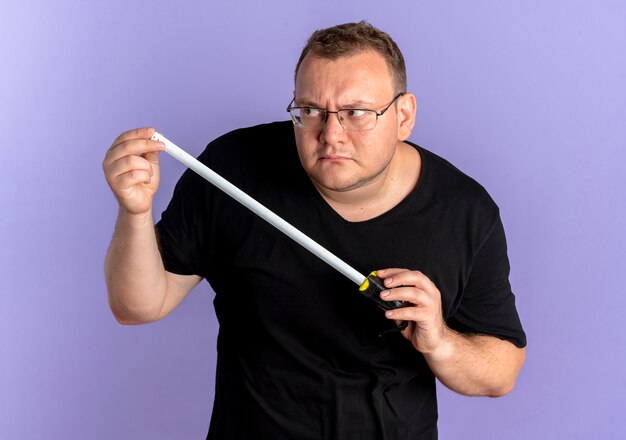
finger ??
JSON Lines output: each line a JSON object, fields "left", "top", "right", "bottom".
{"left": 384, "top": 304, "right": 432, "bottom": 322}
{"left": 110, "top": 127, "right": 156, "bottom": 151}
{"left": 113, "top": 169, "right": 154, "bottom": 189}
{"left": 105, "top": 154, "right": 155, "bottom": 183}
{"left": 142, "top": 150, "right": 162, "bottom": 165}
{"left": 380, "top": 269, "right": 437, "bottom": 293}
{"left": 106, "top": 138, "right": 165, "bottom": 165}
{"left": 381, "top": 286, "right": 432, "bottom": 306}
{"left": 376, "top": 268, "right": 409, "bottom": 279}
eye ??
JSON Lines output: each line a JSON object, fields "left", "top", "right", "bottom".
{"left": 346, "top": 109, "right": 367, "bottom": 118}
{"left": 302, "top": 108, "right": 323, "bottom": 118}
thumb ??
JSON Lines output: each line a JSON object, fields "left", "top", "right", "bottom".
{"left": 143, "top": 150, "right": 162, "bottom": 165}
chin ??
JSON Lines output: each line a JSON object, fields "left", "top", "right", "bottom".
{"left": 312, "top": 175, "right": 365, "bottom": 193}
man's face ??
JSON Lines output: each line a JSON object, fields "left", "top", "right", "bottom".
{"left": 293, "top": 50, "right": 404, "bottom": 194}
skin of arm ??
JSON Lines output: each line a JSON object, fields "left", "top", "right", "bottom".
{"left": 104, "top": 209, "right": 201, "bottom": 324}
{"left": 376, "top": 268, "right": 526, "bottom": 397}
{"left": 102, "top": 127, "right": 201, "bottom": 324}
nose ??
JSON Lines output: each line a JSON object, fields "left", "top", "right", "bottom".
{"left": 319, "top": 111, "right": 345, "bottom": 145}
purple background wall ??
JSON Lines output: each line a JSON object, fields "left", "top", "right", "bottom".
{"left": 1, "top": 1, "right": 625, "bottom": 438}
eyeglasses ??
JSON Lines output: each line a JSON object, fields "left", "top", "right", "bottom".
{"left": 286, "top": 93, "right": 404, "bottom": 132}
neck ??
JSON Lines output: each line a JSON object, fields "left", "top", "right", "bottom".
{"left": 315, "top": 142, "right": 421, "bottom": 222}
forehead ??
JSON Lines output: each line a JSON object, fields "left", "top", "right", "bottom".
{"left": 295, "top": 50, "right": 395, "bottom": 104}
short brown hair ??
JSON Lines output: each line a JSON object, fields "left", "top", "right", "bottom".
{"left": 294, "top": 21, "right": 407, "bottom": 94}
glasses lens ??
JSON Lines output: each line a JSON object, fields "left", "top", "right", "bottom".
{"left": 288, "top": 106, "right": 381, "bottom": 131}
{"left": 338, "top": 109, "right": 377, "bottom": 131}
{"left": 291, "top": 108, "right": 326, "bottom": 129}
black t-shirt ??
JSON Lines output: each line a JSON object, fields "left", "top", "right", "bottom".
{"left": 156, "top": 121, "right": 526, "bottom": 440}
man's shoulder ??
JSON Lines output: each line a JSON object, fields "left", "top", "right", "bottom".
{"left": 206, "top": 120, "right": 294, "bottom": 151}
{"left": 415, "top": 144, "right": 500, "bottom": 214}
{"left": 196, "top": 120, "right": 299, "bottom": 186}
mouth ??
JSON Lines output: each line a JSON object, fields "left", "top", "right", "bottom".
{"left": 317, "top": 152, "right": 353, "bottom": 162}
{"left": 321, "top": 155, "right": 350, "bottom": 160}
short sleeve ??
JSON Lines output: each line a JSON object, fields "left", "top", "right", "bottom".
{"left": 155, "top": 162, "right": 211, "bottom": 277}
{"left": 447, "top": 215, "right": 527, "bottom": 348}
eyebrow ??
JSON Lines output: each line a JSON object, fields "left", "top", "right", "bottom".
{"left": 294, "top": 98, "right": 377, "bottom": 109}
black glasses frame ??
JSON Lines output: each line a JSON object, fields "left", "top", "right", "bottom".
{"left": 286, "top": 92, "right": 405, "bottom": 131}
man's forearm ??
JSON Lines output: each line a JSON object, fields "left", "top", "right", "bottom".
{"left": 423, "top": 328, "right": 526, "bottom": 397}
{"left": 104, "top": 208, "right": 167, "bottom": 324}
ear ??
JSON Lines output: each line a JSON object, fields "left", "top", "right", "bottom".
{"left": 397, "top": 93, "right": 417, "bottom": 141}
